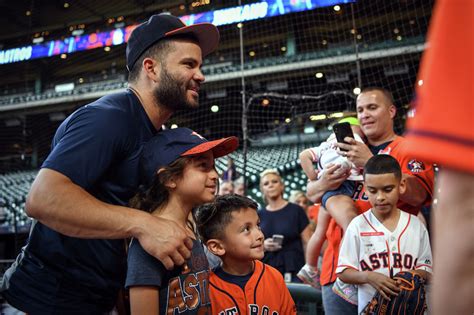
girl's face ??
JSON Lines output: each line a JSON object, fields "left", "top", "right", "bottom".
{"left": 174, "top": 151, "right": 219, "bottom": 206}
{"left": 260, "top": 173, "right": 284, "bottom": 200}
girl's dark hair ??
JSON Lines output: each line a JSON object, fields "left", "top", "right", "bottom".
{"left": 129, "top": 156, "right": 191, "bottom": 212}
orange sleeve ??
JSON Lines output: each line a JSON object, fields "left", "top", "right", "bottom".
{"left": 396, "top": 139, "right": 435, "bottom": 200}
{"left": 405, "top": 0, "right": 474, "bottom": 173}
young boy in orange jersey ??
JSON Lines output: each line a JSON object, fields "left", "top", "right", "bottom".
{"left": 195, "top": 194, "right": 297, "bottom": 314}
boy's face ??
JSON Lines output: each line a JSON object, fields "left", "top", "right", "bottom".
{"left": 364, "top": 172, "right": 406, "bottom": 216}
{"left": 220, "top": 207, "right": 264, "bottom": 261}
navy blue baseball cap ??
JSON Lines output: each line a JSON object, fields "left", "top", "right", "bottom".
{"left": 126, "top": 13, "right": 220, "bottom": 71}
{"left": 141, "top": 128, "right": 238, "bottom": 186}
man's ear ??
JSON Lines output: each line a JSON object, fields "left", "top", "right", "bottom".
{"left": 143, "top": 57, "right": 160, "bottom": 82}
{"left": 206, "top": 239, "right": 225, "bottom": 257}
{"left": 399, "top": 174, "right": 407, "bottom": 195}
{"left": 389, "top": 104, "right": 397, "bottom": 119}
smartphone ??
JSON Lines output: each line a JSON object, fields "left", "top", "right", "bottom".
{"left": 272, "top": 234, "right": 284, "bottom": 246}
{"left": 333, "top": 122, "right": 354, "bottom": 150}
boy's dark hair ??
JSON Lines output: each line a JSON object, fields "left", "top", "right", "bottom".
{"left": 128, "top": 34, "right": 198, "bottom": 83}
{"left": 129, "top": 156, "right": 191, "bottom": 212}
{"left": 194, "top": 194, "right": 258, "bottom": 242}
{"left": 364, "top": 155, "right": 402, "bottom": 180}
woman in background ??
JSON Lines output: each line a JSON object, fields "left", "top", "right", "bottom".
{"left": 258, "top": 169, "right": 312, "bottom": 282}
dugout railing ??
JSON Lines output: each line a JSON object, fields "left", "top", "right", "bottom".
{"left": 287, "top": 283, "right": 324, "bottom": 314}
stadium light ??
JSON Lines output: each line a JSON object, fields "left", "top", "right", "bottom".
{"left": 72, "top": 29, "right": 84, "bottom": 36}
{"left": 55, "top": 83, "right": 74, "bottom": 93}
{"left": 333, "top": 5, "right": 341, "bottom": 12}
{"left": 329, "top": 112, "right": 344, "bottom": 118}
{"left": 211, "top": 105, "right": 219, "bottom": 113}
{"left": 353, "top": 87, "right": 361, "bottom": 95}
{"left": 171, "top": 124, "right": 178, "bottom": 129}
{"left": 310, "top": 114, "right": 326, "bottom": 121}
{"left": 304, "top": 125, "right": 315, "bottom": 134}
{"left": 32, "top": 37, "right": 44, "bottom": 44}
{"left": 315, "top": 72, "right": 324, "bottom": 78}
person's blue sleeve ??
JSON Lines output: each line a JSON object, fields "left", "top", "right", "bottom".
{"left": 42, "top": 105, "right": 132, "bottom": 190}
{"left": 296, "top": 205, "right": 310, "bottom": 233}
{"left": 125, "top": 239, "right": 165, "bottom": 288}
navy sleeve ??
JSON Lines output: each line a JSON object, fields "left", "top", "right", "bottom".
{"left": 42, "top": 105, "right": 131, "bottom": 190}
{"left": 125, "top": 239, "right": 166, "bottom": 288}
{"left": 295, "top": 204, "right": 310, "bottom": 234}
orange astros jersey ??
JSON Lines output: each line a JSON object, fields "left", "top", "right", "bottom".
{"left": 405, "top": 0, "right": 474, "bottom": 173}
{"left": 209, "top": 260, "right": 297, "bottom": 315}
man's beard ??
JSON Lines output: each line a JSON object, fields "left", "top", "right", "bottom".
{"left": 153, "top": 66, "right": 198, "bottom": 111}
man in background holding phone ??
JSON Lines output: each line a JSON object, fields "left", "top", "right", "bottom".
{"left": 298, "top": 118, "right": 366, "bottom": 290}
{"left": 306, "top": 87, "right": 434, "bottom": 315}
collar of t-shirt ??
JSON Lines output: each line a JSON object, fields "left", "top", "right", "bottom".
{"left": 127, "top": 88, "right": 159, "bottom": 134}
{"left": 214, "top": 265, "right": 253, "bottom": 290}
{"left": 369, "top": 140, "right": 392, "bottom": 155}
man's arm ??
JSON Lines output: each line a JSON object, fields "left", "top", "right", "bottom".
{"left": 399, "top": 174, "right": 428, "bottom": 206}
{"left": 26, "top": 168, "right": 192, "bottom": 269}
{"left": 432, "top": 169, "right": 474, "bottom": 315}
{"left": 338, "top": 137, "right": 430, "bottom": 207}
{"left": 306, "top": 164, "right": 350, "bottom": 203}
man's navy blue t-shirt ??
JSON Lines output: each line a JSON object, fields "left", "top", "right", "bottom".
{"left": 1, "top": 90, "right": 157, "bottom": 314}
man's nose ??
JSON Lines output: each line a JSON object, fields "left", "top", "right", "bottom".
{"left": 194, "top": 68, "right": 205, "bottom": 82}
